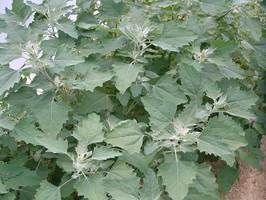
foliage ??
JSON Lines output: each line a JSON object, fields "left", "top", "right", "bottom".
{"left": 0, "top": 0, "right": 265, "bottom": 199}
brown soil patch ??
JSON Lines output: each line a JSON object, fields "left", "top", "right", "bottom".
{"left": 225, "top": 136, "right": 266, "bottom": 200}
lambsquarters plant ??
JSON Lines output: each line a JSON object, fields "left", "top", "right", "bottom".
{"left": 0, "top": 0, "right": 265, "bottom": 199}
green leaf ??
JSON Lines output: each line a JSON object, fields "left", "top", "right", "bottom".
{"left": 184, "top": 165, "right": 219, "bottom": 200}
{"left": 217, "top": 165, "right": 239, "bottom": 193}
{"left": 179, "top": 64, "right": 203, "bottom": 96}
{"left": 0, "top": 44, "right": 22, "bottom": 65}
{"left": 104, "top": 163, "right": 139, "bottom": 200}
{"left": 100, "top": 0, "right": 128, "bottom": 19}
{"left": 67, "top": 62, "right": 113, "bottom": 92}
{"left": 198, "top": 115, "right": 247, "bottom": 166}
{"left": 13, "top": 119, "right": 68, "bottom": 154}
{"left": 152, "top": 22, "right": 197, "bottom": 52}
{"left": 91, "top": 146, "right": 122, "bottom": 160}
{"left": 78, "top": 37, "right": 125, "bottom": 56}
{"left": 0, "top": 112, "right": 16, "bottom": 130}
{"left": 12, "top": 0, "right": 33, "bottom": 25}
{"left": 142, "top": 75, "right": 187, "bottom": 132}
{"left": 0, "top": 161, "right": 41, "bottom": 190}
{"left": 0, "top": 193, "right": 16, "bottom": 200}
{"left": 105, "top": 120, "right": 143, "bottom": 154}
{"left": 113, "top": 63, "right": 143, "bottom": 94}
{"left": 73, "top": 113, "right": 104, "bottom": 145}
{"left": 222, "top": 86, "right": 258, "bottom": 120}
{"left": 119, "top": 152, "right": 155, "bottom": 174}
{"left": 43, "top": 45, "right": 85, "bottom": 72}
{"left": 158, "top": 154, "right": 197, "bottom": 200}
{"left": 139, "top": 170, "right": 161, "bottom": 200}
{"left": 32, "top": 94, "right": 70, "bottom": 134}
{"left": 0, "top": 68, "right": 20, "bottom": 96}
{"left": 74, "top": 176, "right": 106, "bottom": 200}
{"left": 252, "top": 34, "right": 266, "bottom": 69}
{"left": 57, "top": 20, "right": 78, "bottom": 39}
{"left": 239, "top": 16, "right": 262, "bottom": 41}
{"left": 0, "top": 180, "right": 7, "bottom": 194}
{"left": 200, "top": 0, "right": 229, "bottom": 16}
{"left": 238, "top": 129, "right": 264, "bottom": 169}
{"left": 207, "top": 41, "right": 245, "bottom": 79}
{"left": 74, "top": 90, "right": 113, "bottom": 114}
{"left": 34, "top": 181, "right": 61, "bottom": 200}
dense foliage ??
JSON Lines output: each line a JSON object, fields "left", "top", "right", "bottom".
{"left": 0, "top": 0, "right": 265, "bottom": 199}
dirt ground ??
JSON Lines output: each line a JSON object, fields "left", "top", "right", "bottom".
{"left": 224, "top": 136, "right": 266, "bottom": 200}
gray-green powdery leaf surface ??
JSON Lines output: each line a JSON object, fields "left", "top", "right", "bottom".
{"left": 78, "top": 37, "right": 125, "bottom": 56}
{"left": 158, "top": 154, "right": 197, "bottom": 200}
{"left": 220, "top": 85, "right": 258, "bottom": 120}
{"left": 13, "top": 119, "right": 68, "bottom": 155}
{"left": 118, "top": 152, "right": 155, "bottom": 174}
{"left": 184, "top": 164, "right": 219, "bottom": 200}
{"left": 139, "top": 169, "right": 161, "bottom": 200}
{"left": 0, "top": 45, "right": 22, "bottom": 65}
{"left": 74, "top": 176, "right": 106, "bottom": 200}
{"left": 56, "top": 20, "right": 79, "bottom": 39}
{"left": 34, "top": 181, "right": 61, "bottom": 200}
{"left": 217, "top": 165, "right": 239, "bottom": 193}
{"left": 105, "top": 120, "right": 143, "bottom": 154}
{"left": 0, "top": 112, "right": 16, "bottom": 130}
{"left": 13, "top": 0, "right": 33, "bottom": 23}
{"left": 0, "top": 180, "right": 7, "bottom": 194}
{"left": 113, "top": 63, "right": 144, "bottom": 94}
{"left": 179, "top": 64, "right": 203, "bottom": 97}
{"left": 0, "top": 68, "right": 20, "bottom": 96}
{"left": 74, "top": 90, "right": 113, "bottom": 114}
{"left": 31, "top": 93, "right": 70, "bottom": 134}
{"left": 142, "top": 75, "right": 187, "bottom": 132}
{"left": 198, "top": 115, "right": 247, "bottom": 166}
{"left": 91, "top": 146, "right": 122, "bottom": 160}
{"left": 66, "top": 62, "right": 113, "bottom": 92}
{"left": 152, "top": 22, "right": 197, "bottom": 52}
{"left": 200, "top": 0, "right": 229, "bottom": 16}
{"left": 0, "top": 193, "right": 16, "bottom": 200}
{"left": 104, "top": 163, "right": 139, "bottom": 200}
{"left": 42, "top": 42, "right": 85, "bottom": 72}
{"left": 207, "top": 41, "right": 245, "bottom": 79}
{"left": 0, "top": 161, "right": 41, "bottom": 190}
{"left": 73, "top": 113, "right": 104, "bottom": 146}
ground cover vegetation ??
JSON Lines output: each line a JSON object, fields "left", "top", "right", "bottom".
{"left": 0, "top": 0, "right": 265, "bottom": 199}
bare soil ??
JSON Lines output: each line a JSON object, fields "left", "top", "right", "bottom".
{"left": 225, "top": 136, "right": 266, "bottom": 200}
